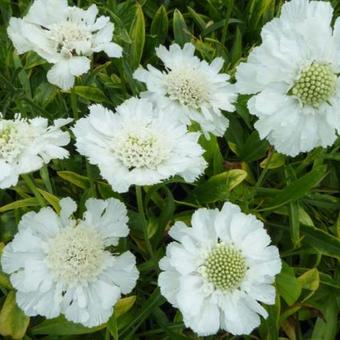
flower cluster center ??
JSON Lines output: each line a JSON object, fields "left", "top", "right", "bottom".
{"left": 201, "top": 243, "right": 247, "bottom": 291}
{"left": 46, "top": 224, "right": 105, "bottom": 285}
{"left": 50, "top": 21, "right": 92, "bottom": 55}
{"left": 166, "top": 69, "right": 207, "bottom": 109}
{"left": 291, "top": 63, "right": 337, "bottom": 107}
{"left": 0, "top": 123, "right": 24, "bottom": 163}
{"left": 115, "top": 131, "right": 168, "bottom": 170}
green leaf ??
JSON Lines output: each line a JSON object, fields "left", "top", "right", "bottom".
{"left": 298, "top": 268, "right": 320, "bottom": 291}
{"left": 173, "top": 9, "right": 191, "bottom": 46}
{"left": 193, "top": 169, "right": 247, "bottom": 203}
{"left": 230, "top": 26, "right": 242, "bottom": 65}
{"left": 260, "top": 152, "right": 285, "bottom": 169}
{"left": 57, "top": 171, "right": 89, "bottom": 189}
{"left": 300, "top": 224, "right": 340, "bottom": 259}
{"left": 151, "top": 6, "right": 168, "bottom": 44}
{"left": 238, "top": 131, "right": 269, "bottom": 162}
{"left": 72, "top": 86, "right": 108, "bottom": 103}
{"left": 128, "top": 4, "right": 145, "bottom": 69}
{"left": 311, "top": 294, "right": 338, "bottom": 340}
{"left": 0, "top": 291, "right": 30, "bottom": 339}
{"left": 31, "top": 315, "right": 105, "bottom": 335}
{"left": 0, "top": 197, "right": 39, "bottom": 213}
{"left": 276, "top": 262, "right": 302, "bottom": 305}
{"left": 263, "top": 165, "right": 327, "bottom": 210}
{"left": 115, "top": 296, "right": 136, "bottom": 318}
{"left": 37, "top": 189, "right": 60, "bottom": 212}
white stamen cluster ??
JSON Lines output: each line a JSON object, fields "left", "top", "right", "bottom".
{"left": 46, "top": 224, "right": 105, "bottom": 285}
{"left": 0, "top": 119, "right": 30, "bottom": 163}
{"left": 201, "top": 243, "right": 247, "bottom": 291}
{"left": 291, "top": 63, "right": 337, "bottom": 107}
{"left": 50, "top": 21, "right": 92, "bottom": 56}
{"left": 166, "top": 69, "right": 208, "bottom": 109}
{"left": 115, "top": 132, "right": 168, "bottom": 170}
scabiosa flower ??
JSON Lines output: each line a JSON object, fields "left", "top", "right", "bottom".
{"left": 8, "top": 0, "right": 122, "bottom": 90}
{"left": 133, "top": 43, "right": 237, "bottom": 137}
{"left": 72, "top": 98, "right": 207, "bottom": 193}
{"left": 236, "top": 0, "right": 340, "bottom": 156}
{"left": 1, "top": 197, "right": 139, "bottom": 327}
{"left": 158, "top": 202, "right": 281, "bottom": 336}
{"left": 0, "top": 114, "right": 71, "bottom": 189}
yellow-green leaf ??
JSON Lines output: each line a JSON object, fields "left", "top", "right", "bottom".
{"left": 0, "top": 291, "right": 30, "bottom": 339}
{"left": 115, "top": 296, "right": 136, "bottom": 318}
{"left": 57, "top": 171, "right": 89, "bottom": 189}
{"left": 37, "top": 189, "right": 60, "bottom": 212}
{"left": 0, "top": 197, "right": 39, "bottom": 213}
{"left": 260, "top": 152, "right": 285, "bottom": 169}
{"left": 298, "top": 268, "right": 319, "bottom": 291}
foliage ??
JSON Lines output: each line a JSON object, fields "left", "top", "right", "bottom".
{"left": 0, "top": 0, "right": 339, "bottom": 339}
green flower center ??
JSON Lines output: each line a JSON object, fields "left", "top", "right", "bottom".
{"left": 291, "top": 63, "right": 336, "bottom": 107}
{"left": 202, "top": 244, "right": 247, "bottom": 291}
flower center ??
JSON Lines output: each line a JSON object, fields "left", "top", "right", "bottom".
{"left": 0, "top": 123, "right": 24, "bottom": 163}
{"left": 49, "top": 21, "right": 92, "bottom": 55}
{"left": 115, "top": 132, "right": 168, "bottom": 170}
{"left": 166, "top": 69, "right": 207, "bottom": 109}
{"left": 291, "top": 63, "right": 337, "bottom": 107}
{"left": 201, "top": 244, "right": 247, "bottom": 291}
{"left": 46, "top": 224, "right": 105, "bottom": 285}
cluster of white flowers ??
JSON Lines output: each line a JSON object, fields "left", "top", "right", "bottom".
{"left": 8, "top": 0, "right": 122, "bottom": 90}
{"left": 4, "top": 0, "right": 340, "bottom": 336}
{"left": 0, "top": 114, "right": 71, "bottom": 189}
{"left": 236, "top": 0, "right": 340, "bottom": 156}
{"left": 72, "top": 98, "right": 207, "bottom": 193}
{"left": 158, "top": 202, "right": 281, "bottom": 336}
{"left": 1, "top": 197, "right": 139, "bottom": 327}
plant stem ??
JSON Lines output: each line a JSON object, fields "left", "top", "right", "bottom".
{"left": 22, "top": 173, "right": 46, "bottom": 207}
{"left": 136, "top": 185, "right": 153, "bottom": 257}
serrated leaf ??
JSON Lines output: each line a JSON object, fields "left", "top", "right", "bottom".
{"left": 0, "top": 291, "right": 30, "bottom": 339}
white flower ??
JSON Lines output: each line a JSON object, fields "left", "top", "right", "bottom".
{"left": 236, "top": 0, "right": 340, "bottom": 156}
{"left": 72, "top": 98, "right": 207, "bottom": 193}
{"left": 8, "top": 0, "right": 122, "bottom": 90}
{"left": 0, "top": 115, "right": 71, "bottom": 189}
{"left": 1, "top": 197, "right": 139, "bottom": 327}
{"left": 158, "top": 202, "right": 281, "bottom": 336}
{"left": 133, "top": 43, "right": 237, "bottom": 137}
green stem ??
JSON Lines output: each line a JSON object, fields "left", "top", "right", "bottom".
{"left": 22, "top": 173, "right": 46, "bottom": 207}
{"left": 86, "top": 161, "right": 96, "bottom": 197}
{"left": 70, "top": 87, "right": 78, "bottom": 120}
{"left": 136, "top": 186, "right": 153, "bottom": 257}
{"left": 40, "top": 165, "right": 53, "bottom": 193}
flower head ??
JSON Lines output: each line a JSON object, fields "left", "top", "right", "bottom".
{"left": 133, "top": 43, "right": 237, "bottom": 137}
{"left": 0, "top": 114, "right": 71, "bottom": 189}
{"left": 8, "top": 0, "right": 122, "bottom": 90}
{"left": 72, "top": 98, "right": 207, "bottom": 193}
{"left": 158, "top": 202, "right": 281, "bottom": 336}
{"left": 236, "top": 0, "right": 340, "bottom": 156}
{"left": 1, "top": 197, "right": 139, "bottom": 327}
